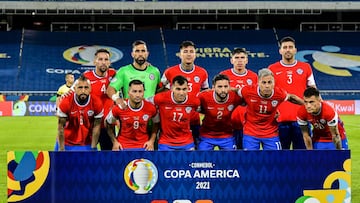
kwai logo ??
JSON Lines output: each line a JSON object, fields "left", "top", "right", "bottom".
{"left": 63, "top": 45, "right": 123, "bottom": 66}
{"left": 124, "top": 158, "right": 158, "bottom": 194}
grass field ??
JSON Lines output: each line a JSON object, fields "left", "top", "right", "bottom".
{"left": 1, "top": 115, "right": 359, "bottom": 202}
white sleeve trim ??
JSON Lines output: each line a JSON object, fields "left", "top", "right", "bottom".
{"left": 160, "top": 73, "right": 169, "bottom": 86}
{"left": 307, "top": 73, "right": 316, "bottom": 87}
{"left": 202, "top": 78, "right": 210, "bottom": 89}
{"left": 95, "top": 109, "right": 104, "bottom": 119}
{"left": 297, "top": 117, "right": 308, "bottom": 126}
{"left": 105, "top": 111, "right": 116, "bottom": 124}
{"left": 57, "top": 108, "right": 67, "bottom": 118}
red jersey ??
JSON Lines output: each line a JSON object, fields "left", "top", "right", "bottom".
{"left": 58, "top": 93, "right": 104, "bottom": 146}
{"left": 268, "top": 60, "right": 316, "bottom": 122}
{"left": 161, "top": 64, "right": 209, "bottom": 97}
{"left": 297, "top": 101, "right": 347, "bottom": 142}
{"left": 106, "top": 99, "right": 157, "bottom": 149}
{"left": 83, "top": 69, "right": 116, "bottom": 126}
{"left": 199, "top": 90, "right": 241, "bottom": 138}
{"left": 154, "top": 91, "right": 200, "bottom": 146}
{"left": 220, "top": 69, "right": 258, "bottom": 89}
{"left": 231, "top": 105, "right": 246, "bottom": 130}
{"left": 239, "top": 85, "right": 288, "bottom": 138}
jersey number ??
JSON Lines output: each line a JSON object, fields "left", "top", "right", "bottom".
{"left": 259, "top": 105, "right": 268, "bottom": 114}
{"left": 80, "top": 115, "right": 84, "bottom": 125}
{"left": 173, "top": 112, "right": 183, "bottom": 122}
{"left": 101, "top": 84, "right": 107, "bottom": 94}
{"left": 217, "top": 111, "right": 223, "bottom": 120}
{"left": 314, "top": 122, "right": 325, "bottom": 129}
{"left": 133, "top": 121, "right": 139, "bottom": 129}
{"left": 188, "top": 83, "right": 193, "bottom": 92}
{"left": 287, "top": 74, "right": 293, "bottom": 84}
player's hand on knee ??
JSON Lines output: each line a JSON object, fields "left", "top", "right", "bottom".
{"left": 112, "top": 141, "right": 123, "bottom": 151}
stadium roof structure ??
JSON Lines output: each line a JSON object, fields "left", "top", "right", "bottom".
{"left": 1, "top": 1, "right": 360, "bottom": 31}
{"left": 1, "top": 1, "right": 360, "bottom": 15}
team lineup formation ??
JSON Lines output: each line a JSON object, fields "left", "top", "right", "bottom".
{"left": 55, "top": 37, "right": 348, "bottom": 151}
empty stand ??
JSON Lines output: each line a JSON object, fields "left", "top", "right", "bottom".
{"left": 1, "top": 29, "right": 360, "bottom": 100}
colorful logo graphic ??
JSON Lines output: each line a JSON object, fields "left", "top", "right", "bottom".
{"left": 297, "top": 45, "right": 360, "bottom": 77}
{"left": 7, "top": 151, "right": 50, "bottom": 202}
{"left": 63, "top": 45, "right": 123, "bottom": 66}
{"left": 124, "top": 158, "right": 158, "bottom": 194}
{"left": 296, "top": 159, "right": 351, "bottom": 203}
{"left": 12, "top": 101, "right": 27, "bottom": 116}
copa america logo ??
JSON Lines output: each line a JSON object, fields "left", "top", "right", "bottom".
{"left": 63, "top": 45, "right": 123, "bottom": 66}
{"left": 124, "top": 158, "right": 158, "bottom": 194}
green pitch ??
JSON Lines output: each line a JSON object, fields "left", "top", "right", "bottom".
{"left": 1, "top": 115, "right": 359, "bottom": 202}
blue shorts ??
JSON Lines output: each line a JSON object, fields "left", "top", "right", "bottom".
{"left": 54, "top": 141, "right": 93, "bottom": 151}
{"left": 233, "top": 130, "right": 244, "bottom": 149}
{"left": 122, "top": 148, "right": 146, "bottom": 151}
{"left": 158, "top": 143, "right": 195, "bottom": 151}
{"left": 198, "top": 136, "right": 236, "bottom": 150}
{"left": 278, "top": 121, "right": 307, "bottom": 149}
{"left": 243, "top": 134, "right": 282, "bottom": 150}
{"left": 313, "top": 138, "right": 349, "bottom": 150}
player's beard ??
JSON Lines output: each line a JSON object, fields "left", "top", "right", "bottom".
{"left": 99, "top": 65, "right": 108, "bottom": 73}
{"left": 135, "top": 57, "right": 146, "bottom": 66}
{"left": 284, "top": 52, "right": 294, "bottom": 61}
{"left": 77, "top": 94, "right": 89, "bottom": 105}
{"left": 216, "top": 92, "right": 228, "bottom": 102}
{"left": 133, "top": 101, "right": 142, "bottom": 109}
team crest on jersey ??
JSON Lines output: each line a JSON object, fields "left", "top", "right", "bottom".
{"left": 297, "top": 68, "right": 304, "bottom": 75}
{"left": 87, "top": 110, "right": 94, "bottom": 116}
{"left": 246, "top": 79, "right": 253, "bottom": 85}
{"left": 271, "top": 100, "right": 278, "bottom": 107}
{"left": 227, "top": 104, "right": 234, "bottom": 111}
{"left": 108, "top": 76, "right": 113, "bottom": 82}
{"left": 185, "top": 107, "right": 192, "bottom": 114}
{"left": 320, "top": 119, "right": 327, "bottom": 124}
{"left": 194, "top": 76, "right": 200, "bottom": 83}
{"left": 149, "top": 73, "right": 155, "bottom": 80}
{"left": 143, "top": 114, "right": 149, "bottom": 121}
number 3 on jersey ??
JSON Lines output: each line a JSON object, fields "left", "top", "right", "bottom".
{"left": 287, "top": 74, "right": 293, "bottom": 84}
{"left": 188, "top": 83, "right": 193, "bottom": 92}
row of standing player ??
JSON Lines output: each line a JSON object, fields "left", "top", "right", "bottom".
{"left": 55, "top": 37, "right": 348, "bottom": 151}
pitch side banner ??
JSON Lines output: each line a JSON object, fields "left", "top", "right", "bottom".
{"left": 8, "top": 150, "right": 351, "bottom": 203}
{"left": 5, "top": 101, "right": 56, "bottom": 116}
{"left": 2, "top": 100, "right": 360, "bottom": 116}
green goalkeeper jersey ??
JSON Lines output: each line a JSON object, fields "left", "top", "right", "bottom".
{"left": 109, "top": 64, "right": 161, "bottom": 99}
